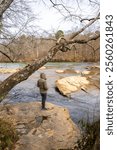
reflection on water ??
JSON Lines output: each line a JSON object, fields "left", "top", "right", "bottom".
{"left": 0, "top": 62, "right": 100, "bottom": 124}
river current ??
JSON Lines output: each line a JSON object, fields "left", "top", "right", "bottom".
{"left": 0, "top": 62, "right": 100, "bottom": 124}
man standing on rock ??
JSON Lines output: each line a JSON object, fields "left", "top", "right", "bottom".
{"left": 37, "top": 73, "right": 48, "bottom": 110}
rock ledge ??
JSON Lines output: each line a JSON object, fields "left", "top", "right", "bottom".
{"left": 0, "top": 102, "right": 80, "bottom": 150}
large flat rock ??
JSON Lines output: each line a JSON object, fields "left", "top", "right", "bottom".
{"left": 56, "top": 66, "right": 100, "bottom": 96}
{"left": 56, "top": 76, "right": 90, "bottom": 96}
{"left": 0, "top": 102, "right": 80, "bottom": 150}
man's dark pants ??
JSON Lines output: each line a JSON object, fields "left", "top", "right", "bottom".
{"left": 41, "top": 93, "right": 47, "bottom": 109}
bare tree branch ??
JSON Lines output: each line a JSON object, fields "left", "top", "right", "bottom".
{"left": 69, "top": 13, "right": 100, "bottom": 40}
{"left": 1, "top": 0, "right": 38, "bottom": 42}
{"left": 49, "top": 0, "right": 72, "bottom": 15}
{"left": 80, "top": 17, "right": 100, "bottom": 22}
{"left": 67, "top": 32, "right": 100, "bottom": 44}
{"left": 0, "top": 49, "right": 13, "bottom": 62}
{"left": 3, "top": 18, "right": 34, "bottom": 47}
{"left": 89, "top": 0, "right": 100, "bottom": 6}
{"left": 86, "top": 43, "right": 100, "bottom": 52}
{"left": 0, "top": 0, "right": 13, "bottom": 17}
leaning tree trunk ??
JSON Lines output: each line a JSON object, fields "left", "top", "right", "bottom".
{"left": 0, "top": 0, "right": 14, "bottom": 17}
{"left": 0, "top": 45, "right": 59, "bottom": 100}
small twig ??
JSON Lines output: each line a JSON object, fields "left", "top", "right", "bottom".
{"left": 80, "top": 17, "right": 100, "bottom": 22}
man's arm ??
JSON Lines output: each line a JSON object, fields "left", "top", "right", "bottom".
{"left": 44, "top": 81, "right": 48, "bottom": 90}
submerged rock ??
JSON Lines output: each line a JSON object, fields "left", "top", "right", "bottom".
{"left": 39, "top": 66, "right": 46, "bottom": 70}
{"left": 83, "top": 65, "right": 100, "bottom": 76}
{"left": 0, "top": 66, "right": 46, "bottom": 74}
{"left": 0, "top": 102, "right": 80, "bottom": 150}
{"left": 0, "top": 68, "right": 20, "bottom": 74}
{"left": 56, "top": 69, "right": 80, "bottom": 74}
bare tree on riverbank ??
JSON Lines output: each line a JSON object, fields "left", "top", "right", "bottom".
{"left": 0, "top": 0, "right": 38, "bottom": 61}
{"left": 0, "top": 0, "right": 100, "bottom": 100}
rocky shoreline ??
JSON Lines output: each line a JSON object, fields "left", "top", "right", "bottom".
{"left": 0, "top": 102, "right": 80, "bottom": 150}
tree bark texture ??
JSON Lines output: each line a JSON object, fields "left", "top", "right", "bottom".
{"left": 0, "top": 0, "right": 13, "bottom": 17}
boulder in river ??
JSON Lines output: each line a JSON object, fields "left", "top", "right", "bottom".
{"left": 0, "top": 102, "right": 80, "bottom": 150}
{"left": 56, "top": 69, "right": 80, "bottom": 74}
{"left": 39, "top": 66, "right": 46, "bottom": 70}
{"left": 56, "top": 76, "right": 90, "bottom": 96}
{"left": 0, "top": 68, "right": 20, "bottom": 74}
{"left": 83, "top": 65, "right": 100, "bottom": 76}
{"left": 56, "top": 66, "right": 100, "bottom": 96}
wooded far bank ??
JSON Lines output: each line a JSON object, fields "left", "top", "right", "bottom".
{"left": 0, "top": 32, "right": 100, "bottom": 63}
